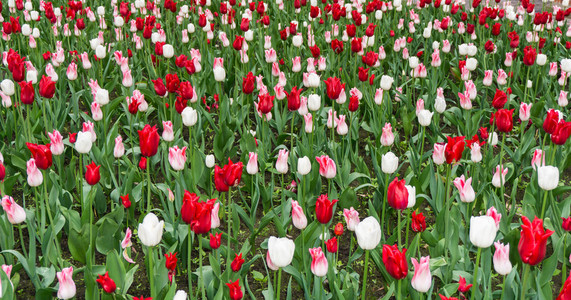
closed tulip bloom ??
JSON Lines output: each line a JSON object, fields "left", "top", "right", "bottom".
{"left": 445, "top": 136, "right": 465, "bottom": 164}
{"left": 492, "top": 165, "right": 508, "bottom": 188}
{"left": 381, "top": 123, "right": 394, "bottom": 146}
{"left": 57, "top": 267, "right": 76, "bottom": 299}
{"left": 316, "top": 155, "right": 336, "bottom": 178}
{"left": 470, "top": 216, "right": 497, "bottom": 248}
{"left": 0, "top": 162, "right": 5, "bottom": 182}
{"left": 1, "top": 196, "right": 26, "bottom": 224}
{"left": 383, "top": 244, "right": 408, "bottom": 279}
{"left": 110, "top": 135, "right": 124, "bottom": 158}
{"left": 380, "top": 75, "right": 394, "bottom": 90}
{"left": 268, "top": 236, "right": 295, "bottom": 268}
{"left": 231, "top": 253, "right": 245, "bottom": 272}
{"left": 0, "top": 79, "right": 15, "bottom": 96}
{"left": 538, "top": 166, "right": 559, "bottom": 190}
{"left": 343, "top": 207, "right": 360, "bottom": 231}
{"left": 26, "top": 143, "right": 52, "bottom": 170}
{"left": 388, "top": 177, "right": 409, "bottom": 210}
{"left": 411, "top": 256, "right": 432, "bottom": 293}
{"left": 418, "top": 110, "right": 433, "bottom": 127}
{"left": 381, "top": 151, "right": 399, "bottom": 174}
{"left": 27, "top": 159, "right": 43, "bottom": 187}
{"left": 226, "top": 279, "right": 243, "bottom": 300}
{"left": 161, "top": 121, "right": 174, "bottom": 142}
{"left": 291, "top": 200, "right": 307, "bottom": 229}
{"left": 411, "top": 211, "right": 426, "bottom": 232}
{"left": 213, "top": 57, "right": 226, "bottom": 82}
{"left": 95, "top": 88, "right": 109, "bottom": 106}
{"left": 433, "top": 143, "right": 446, "bottom": 165}
{"left": 210, "top": 232, "right": 222, "bottom": 249}
{"left": 138, "top": 124, "right": 160, "bottom": 157}
{"left": 181, "top": 107, "right": 198, "bottom": 127}
{"left": 297, "top": 156, "right": 311, "bottom": 175}
{"left": 91, "top": 102, "right": 103, "bottom": 121}
{"left": 495, "top": 109, "right": 514, "bottom": 132}
{"left": 74, "top": 131, "right": 92, "bottom": 154}
{"left": 19, "top": 81, "right": 35, "bottom": 104}
{"left": 138, "top": 213, "right": 164, "bottom": 247}
{"left": 85, "top": 162, "right": 101, "bottom": 185}
{"left": 519, "top": 216, "right": 553, "bottom": 265}
{"left": 406, "top": 185, "right": 416, "bottom": 208}
{"left": 39, "top": 75, "right": 56, "bottom": 98}
{"left": 168, "top": 146, "right": 187, "bottom": 171}
{"left": 205, "top": 155, "right": 215, "bottom": 168}
{"left": 315, "top": 194, "right": 338, "bottom": 224}
{"left": 453, "top": 175, "right": 475, "bottom": 203}
{"left": 96, "top": 272, "right": 116, "bottom": 294}
{"left": 246, "top": 152, "right": 258, "bottom": 175}
{"left": 276, "top": 149, "right": 289, "bottom": 174}
{"left": 48, "top": 130, "right": 64, "bottom": 155}
{"left": 355, "top": 216, "right": 382, "bottom": 250}
{"left": 309, "top": 247, "right": 328, "bottom": 277}
{"left": 304, "top": 113, "right": 313, "bottom": 133}
{"left": 336, "top": 115, "right": 348, "bottom": 135}
{"left": 493, "top": 242, "right": 512, "bottom": 275}
{"left": 326, "top": 237, "right": 338, "bottom": 253}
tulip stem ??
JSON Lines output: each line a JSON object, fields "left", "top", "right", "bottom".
{"left": 149, "top": 246, "right": 155, "bottom": 298}
{"left": 521, "top": 264, "right": 530, "bottom": 300}
{"left": 381, "top": 173, "right": 389, "bottom": 235}
{"left": 470, "top": 247, "right": 482, "bottom": 300}
{"left": 397, "top": 210, "right": 401, "bottom": 248}
{"left": 18, "top": 225, "right": 27, "bottom": 257}
{"left": 198, "top": 236, "right": 205, "bottom": 300}
{"left": 226, "top": 192, "right": 233, "bottom": 273}
{"left": 360, "top": 250, "right": 370, "bottom": 300}
{"left": 146, "top": 158, "right": 152, "bottom": 213}
{"left": 418, "top": 126, "right": 426, "bottom": 175}
{"left": 540, "top": 190, "right": 549, "bottom": 219}
{"left": 444, "top": 164, "right": 451, "bottom": 263}
{"left": 188, "top": 225, "right": 193, "bottom": 297}
{"left": 276, "top": 267, "right": 282, "bottom": 299}
{"left": 499, "top": 133, "right": 506, "bottom": 204}
{"left": 564, "top": 235, "right": 568, "bottom": 287}
{"left": 405, "top": 209, "right": 411, "bottom": 246}
{"left": 397, "top": 279, "right": 402, "bottom": 300}
{"left": 321, "top": 224, "right": 326, "bottom": 251}
{"left": 500, "top": 275, "right": 506, "bottom": 300}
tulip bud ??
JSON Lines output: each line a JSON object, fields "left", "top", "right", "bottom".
{"left": 291, "top": 200, "right": 307, "bottom": 230}
{"left": 297, "top": 156, "right": 311, "bottom": 175}
{"left": 205, "top": 154, "right": 215, "bottom": 168}
{"left": 381, "top": 151, "right": 398, "bottom": 174}
{"left": 181, "top": 107, "right": 198, "bottom": 127}
{"left": 275, "top": 149, "right": 289, "bottom": 174}
{"left": 95, "top": 45, "right": 106, "bottom": 59}
{"left": 56, "top": 267, "right": 76, "bottom": 300}
{"left": 268, "top": 236, "right": 295, "bottom": 268}
{"left": 75, "top": 131, "right": 93, "bottom": 153}
{"left": 411, "top": 256, "right": 432, "bottom": 293}
{"left": 309, "top": 248, "right": 328, "bottom": 277}
{"left": 538, "top": 165, "right": 559, "bottom": 190}
{"left": 138, "top": 213, "right": 164, "bottom": 247}
{"left": 1, "top": 196, "right": 26, "bottom": 224}
{"left": 26, "top": 159, "right": 43, "bottom": 187}
{"left": 355, "top": 216, "right": 382, "bottom": 250}
{"left": 246, "top": 152, "right": 258, "bottom": 175}
{"left": 469, "top": 216, "right": 497, "bottom": 248}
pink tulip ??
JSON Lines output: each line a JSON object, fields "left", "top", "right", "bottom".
{"left": 492, "top": 165, "right": 509, "bottom": 188}
{"left": 292, "top": 57, "right": 301, "bottom": 73}
{"left": 453, "top": 175, "right": 475, "bottom": 203}
{"left": 343, "top": 207, "right": 360, "bottom": 231}
{"left": 549, "top": 62, "right": 558, "bottom": 76}
{"left": 247, "top": 152, "right": 258, "bottom": 175}
{"left": 309, "top": 247, "right": 328, "bottom": 277}
{"left": 276, "top": 149, "right": 289, "bottom": 174}
{"left": 82, "top": 121, "right": 97, "bottom": 142}
{"left": 162, "top": 121, "right": 174, "bottom": 142}
{"left": 66, "top": 62, "right": 77, "bottom": 81}
{"left": 304, "top": 113, "right": 313, "bottom": 133}
{"left": 327, "top": 109, "right": 337, "bottom": 129}
{"left": 336, "top": 115, "right": 348, "bottom": 135}
{"left": 458, "top": 91, "right": 472, "bottom": 110}
{"left": 168, "top": 146, "right": 187, "bottom": 171}
{"left": 27, "top": 159, "right": 43, "bottom": 187}
{"left": 291, "top": 200, "right": 308, "bottom": 230}
{"left": 113, "top": 135, "right": 125, "bottom": 158}
{"left": 411, "top": 256, "right": 432, "bottom": 293}
{"left": 487, "top": 207, "right": 502, "bottom": 231}
{"left": 497, "top": 69, "right": 508, "bottom": 85}
{"left": 483, "top": 70, "right": 493, "bottom": 86}
{"left": 531, "top": 149, "right": 545, "bottom": 170}
{"left": 91, "top": 102, "right": 103, "bottom": 121}
{"left": 316, "top": 155, "right": 336, "bottom": 179}
{"left": 211, "top": 202, "right": 220, "bottom": 229}
{"left": 374, "top": 88, "right": 383, "bottom": 105}
{"left": 1, "top": 196, "right": 26, "bottom": 224}
{"left": 57, "top": 267, "right": 76, "bottom": 299}
{"left": 381, "top": 123, "right": 394, "bottom": 146}
{"left": 121, "top": 228, "right": 133, "bottom": 249}
{"left": 122, "top": 69, "right": 133, "bottom": 87}
{"left": 432, "top": 143, "right": 446, "bottom": 165}
{"left": 48, "top": 130, "right": 64, "bottom": 155}
{"left": 0, "top": 264, "right": 12, "bottom": 298}
{"left": 519, "top": 103, "right": 532, "bottom": 122}
{"left": 493, "top": 242, "right": 512, "bottom": 275}
{"left": 559, "top": 90, "right": 568, "bottom": 107}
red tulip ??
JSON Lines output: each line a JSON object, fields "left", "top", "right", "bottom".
{"left": 151, "top": 78, "right": 167, "bottom": 96}
{"left": 326, "top": 237, "right": 338, "bottom": 253}
{"left": 491, "top": 89, "right": 507, "bottom": 109}
{"left": 331, "top": 39, "right": 344, "bottom": 54}
{"left": 285, "top": 86, "right": 303, "bottom": 111}
{"left": 551, "top": 120, "right": 571, "bottom": 145}
{"left": 562, "top": 217, "right": 571, "bottom": 232}
{"left": 226, "top": 279, "right": 243, "bottom": 300}
{"left": 309, "top": 45, "right": 320, "bottom": 58}
{"left": 382, "top": 244, "right": 408, "bottom": 280}
{"left": 39, "top": 75, "right": 56, "bottom": 99}
{"left": 138, "top": 124, "right": 160, "bottom": 157}
{"left": 210, "top": 232, "right": 222, "bottom": 249}
{"left": 523, "top": 46, "right": 537, "bottom": 66}
{"left": 257, "top": 93, "right": 274, "bottom": 115}
{"left": 164, "top": 252, "right": 177, "bottom": 271}
{"left": 358, "top": 67, "right": 369, "bottom": 82}
{"left": 175, "top": 54, "right": 187, "bottom": 68}
{"left": 323, "top": 77, "right": 343, "bottom": 100}
{"left": 128, "top": 97, "right": 140, "bottom": 114}
{"left": 518, "top": 216, "right": 554, "bottom": 266}
{"left": 121, "top": 194, "right": 131, "bottom": 208}
{"left": 177, "top": 81, "right": 193, "bottom": 100}
{"left": 96, "top": 272, "right": 116, "bottom": 294}
{"left": 348, "top": 95, "right": 359, "bottom": 112}
{"left": 315, "top": 194, "right": 338, "bottom": 224}
{"left": 139, "top": 157, "right": 147, "bottom": 170}
{"left": 26, "top": 143, "right": 53, "bottom": 170}
{"left": 233, "top": 35, "right": 244, "bottom": 51}
{"left": 387, "top": 177, "right": 409, "bottom": 210}
{"left": 495, "top": 109, "right": 514, "bottom": 133}
{"left": 543, "top": 109, "right": 560, "bottom": 134}
{"left": 351, "top": 37, "right": 362, "bottom": 53}
{"left": 175, "top": 97, "right": 188, "bottom": 114}
{"left": 334, "top": 222, "right": 344, "bottom": 236}
{"left": 165, "top": 74, "right": 180, "bottom": 93}
{"left": 18, "top": 81, "right": 34, "bottom": 105}
{"left": 458, "top": 276, "right": 472, "bottom": 292}
{"left": 231, "top": 253, "right": 245, "bottom": 272}
{"left": 558, "top": 271, "right": 571, "bottom": 300}
{"left": 346, "top": 24, "right": 356, "bottom": 37}
{"left": 242, "top": 72, "right": 255, "bottom": 94}
{"left": 411, "top": 211, "right": 426, "bottom": 232}
{"left": 0, "top": 162, "right": 5, "bottom": 182}
{"left": 180, "top": 191, "right": 216, "bottom": 234}
{"left": 85, "top": 162, "right": 101, "bottom": 185}
{"left": 444, "top": 136, "right": 465, "bottom": 164}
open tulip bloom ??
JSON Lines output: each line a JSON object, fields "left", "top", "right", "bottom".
{"left": 3, "top": 0, "right": 571, "bottom": 299}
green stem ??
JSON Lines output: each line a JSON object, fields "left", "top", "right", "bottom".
{"left": 381, "top": 173, "right": 389, "bottom": 234}
{"left": 499, "top": 133, "right": 506, "bottom": 202}
{"left": 18, "top": 225, "right": 27, "bottom": 257}
{"left": 564, "top": 235, "right": 568, "bottom": 288}
{"left": 188, "top": 225, "right": 193, "bottom": 297}
{"left": 521, "top": 264, "right": 530, "bottom": 300}
{"left": 540, "top": 190, "right": 549, "bottom": 219}
{"left": 397, "top": 279, "right": 402, "bottom": 300}
{"left": 149, "top": 246, "right": 155, "bottom": 298}
{"left": 146, "top": 158, "right": 152, "bottom": 213}
{"left": 418, "top": 126, "right": 426, "bottom": 175}
{"left": 199, "top": 236, "right": 205, "bottom": 300}
{"left": 226, "top": 192, "right": 232, "bottom": 272}
{"left": 321, "top": 224, "right": 326, "bottom": 251}
{"left": 444, "top": 164, "right": 451, "bottom": 262}
{"left": 405, "top": 209, "right": 411, "bottom": 246}
{"left": 276, "top": 267, "right": 282, "bottom": 299}
{"left": 471, "top": 247, "right": 482, "bottom": 300}
{"left": 360, "top": 250, "right": 370, "bottom": 300}
{"left": 397, "top": 210, "right": 402, "bottom": 248}
{"left": 500, "top": 275, "right": 506, "bottom": 300}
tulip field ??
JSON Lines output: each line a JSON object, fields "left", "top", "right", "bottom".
{"left": 3, "top": 0, "right": 571, "bottom": 299}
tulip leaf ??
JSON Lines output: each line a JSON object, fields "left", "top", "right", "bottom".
{"left": 68, "top": 224, "right": 90, "bottom": 264}
{"left": 105, "top": 250, "right": 126, "bottom": 295}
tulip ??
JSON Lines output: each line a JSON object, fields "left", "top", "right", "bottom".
{"left": 552, "top": 120, "right": 571, "bottom": 145}
{"left": 411, "top": 256, "right": 432, "bottom": 293}
{"left": 543, "top": 109, "right": 560, "bottom": 134}
{"left": 38, "top": 75, "right": 55, "bottom": 98}
{"left": 291, "top": 200, "right": 307, "bottom": 229}
{"left": 26, "top": 143, "right": 53, "bottom": 170}
{"left": 226, "top": 279, "right": 243, "bottom": 300}
{"left": 213, "top": 57, "right": 226, "bottom": 82}
{"left": 0, "top": 162, "right": 5, "bottom": 182}
{"left": 381, "top": 151, "right": 399, "bottom": 174}
{"left": 96, "top": 272, "right": 116, "bottom": 294}
{"left": 445, "top": 136, "right": 465, "bottom": 164}
{"left": 491, "top": 89, "right": 507, "bottom": 109}
{"left": 1, "top": 196, "right": 26, "bottom": 224}
{"left": 418, "top": 110, "right": 433, "bottom": 127}
{"left": 19, "top": 81, "right": 34, "bottom": 104}
{"left": 309, "top": 247, "right": 328, "bottom": 277}
{"left": 26, "top": 158, "right": 43, "bottom": 187}
{"left": 85, "top": 162, "right": 101, "bottom": 186}
{"left": 537, "top": 166, "right": 559, "bottom": 190}
{"left": 0, "top": 79, "right": 14, "bottom": 96}
{"left": 214, "top": 159, "right": 244, "bottom": 192}
{"left": 275, "top": 149, "right": 289, "bottom": 174}
{"left": 355, "top": 216, "right": 382, "bottom": 250}
{"left": 168, "top": 146, "right": 187, "bottom": 171}
{"left": 325, "top": 237, "right": 338, "bottom": 253}
{"left": 495, "top": 109, "right": 514, "bottom": 132}
{"left": 315, "top": 194, "right": 338, "bottom": 224}
{"left": 246, "top": 152, "right": 258, "bottom": 175}
{"left": 470, "top": 216, "right": 497, "bottom": 248}
{"left": 458, "top": 276, "right": 472, "bottom": 293}
{"left": 181, "top": 107, "right": 198, "bottom": 127}
{"left": 307, "top": 94, "right": 321, "bottom": 111}
{"left": 231, "top": 253, "right": 245, "bottom": 272}
{"left": 383, "top": 244, "right": 408, "bottom": 279}
{"left": 411, "top": 211, "right": 426, "bottom": 232}
{"left": 492, "top": 165, "right": 508, "bottom": 188}
{"left": 138, "top": 124, "right": 160, "bottom": 157}
{"left": 57, "top": 267, "right": 76, "bottom": 299}
{"left": 95, "top": 88, "right": 109, "bottom": 106}
{"left": 48, "top": 130, "right": 64, "bottom": 155}
{"left": 315, "top": 155, "right": 336, "bottom": 178}
{"left": 387, "top": 178, "right": 408, "bottom": 210}
{"left": 493, "top": 242, "right": 512, "bottom": 275}
{"left": 380, "top": 75, "right": 394, "bottom": 90}
{"left": 405, "top": 185, "right": 416, "bottom": 208}
{"left": 558, "top": 273, "right": 571, "bottom": 299}
{"left": 138, "top": 213, "right": 164, "bottom": 247}
{"left": 151, "top": 78, "right": 168, "bottom": 97}
{"left": 297, "top": 156, "right": 311, "bottom": 175}
{"left": 268, "top": 236, "right": 295, "bottom": 268}
{"left": 519, "top": 216, "right": 553, "bottom": 266}
{"left": 343, "top": 207, "right": 360, "bottom": 231}
{"left": 210, "top": 232, "right": 222, "bottom": 249}
{"left": 75, "top": 131, "right": 93, "bottom": 154}
{"left": 324, "top": 77, "right": 343, "bottom": 100}
{"left": 286, "top": 86, "right": 302, "bottom": 111}
{"left": 205, "top": 155, "right": 215, "bottom": 168}
{"left": 433, "top": 143, "right": 446, "bottom": 165}
{"left": 453, "top": 175, "right": 475, "bottom": 203}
